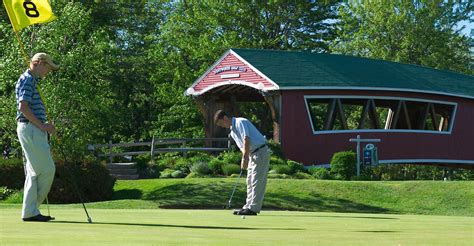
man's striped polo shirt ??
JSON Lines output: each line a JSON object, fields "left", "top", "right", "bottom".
{"left": 15, "top": 70, "right": 47, "bottom": 123}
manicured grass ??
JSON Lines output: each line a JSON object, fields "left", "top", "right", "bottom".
{"left": 111, "top": 179, "right": 474, "bottom": 216}
{"left": 1, "top": 206, "right": 473, "bottom": 245}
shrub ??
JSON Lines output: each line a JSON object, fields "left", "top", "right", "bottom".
{"left": 229, "top": 173, "right": 242, "bottom": 178}
{"left": 272, "top": 165, "right": 292, "bottom": 175}
{"left": 0, "top": 158, "right": 25, "bottom": 189}
{"left": 309, "top": 167, "right": 332, "bottom": 180}
{"left": 0, "top": 186, "right": 14, "bottom": 200}
{"left": 267, "top": 140, "right": 284, "bottom": 158}
{"left": 270, "top": 156, "right": 286, "bottom": 167}
{"left": 156, "top": 156, "right": 177, "bottom": 168}
{"left": 188, "top": 153, "right": 212, "bottom": 164}
{"left": 219, "top": 151, "right": 241, "bottom": 165}
{"left": 293, "top": 172, "right": 313, "bottom": 179}
{"left": 208, "top": 158, "right": 225, "bottom": 175}
{"left": 287, "top": 160, "right": 306, "bottom": 174}
{"left": 268, "top": 173, "right": 290, "bottom": 179}
{"left": 171, "top": 170, "right": 186, "bottom": 178}
{"left": 138, "top": 163, "right": 161, "bottom": 179}
{"left": 222, "top": 164, "right": 241, "bottom": 176}
{"left": 49, "top": 160, "right": 116, "bottom": 204}
{"left": 330, "top": 151, "right": 357, "bottom": 180}
{"left": 190, "top": 162, "right": 211, "bottom": 175}
{"left": 4, "top": 190, "right": 23, "bottom": 203}
{"left": 160, "top": 168, "right": 175, "bottom": 178}
{"left": 134, "top": 154, "right": 150, "bottom": 170}
{"left": 174, "top": 158, "right": 191, "bottom": 173}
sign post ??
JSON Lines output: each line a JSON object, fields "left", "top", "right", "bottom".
{"left": 349, "top": 135, "right": 381, "bottom": 176}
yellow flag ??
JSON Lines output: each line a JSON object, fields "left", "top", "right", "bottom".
{"left": 3, "top": 0, "right": 57, "bottom": 32}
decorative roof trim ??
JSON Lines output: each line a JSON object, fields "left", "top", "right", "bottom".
{"left": 185, "top": 50, "right": 232, "bottom": 96}
{"left": 186, "top": 80, "right": 278, "bottom": 96}
{"left": 229, "top": 49, "right": 280, "bottom": 90}
{"left": 185, "top": 49, "right": 279, "bottom": 96}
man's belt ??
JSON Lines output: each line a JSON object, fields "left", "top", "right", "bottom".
{"left": 251, "top": 144, "right": 267, "bottom": 154}
{"left": 18, "top": 118, "right": 30, "bottom": 123}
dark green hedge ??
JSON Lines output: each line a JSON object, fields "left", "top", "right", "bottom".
{"left": 0, "top": 158, "right": 25, "bottom": 189}
{"left": 0, "top": 158, "right": 116, "bottom": 203}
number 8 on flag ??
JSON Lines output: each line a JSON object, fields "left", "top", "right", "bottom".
{"left": 3, "top": 0, "right": 57, "bottom": 32}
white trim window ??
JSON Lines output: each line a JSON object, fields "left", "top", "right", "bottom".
{"left": 304, "top": 96, "right": 457, "bottom": 134}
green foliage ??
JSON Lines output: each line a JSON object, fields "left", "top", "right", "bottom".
{"left": 208, "top": 158, "right": 225, "bottom": 175}
{"left": 222, "top": 164, "right": 241, "bottom": 176}
{"left": 0, "top": 158, "right": 25, "bottom": 189}
{"left": 49, "top": 160, "right": 116, "bottom": 203}
{"left": 0, "top": 186, "right": 14, "bottom": 200}
{"left": 293, "top": 172, "right": 313, "bottom": 179}
{"left": 134, "top": 154, "right": 150, "bottom": 169}
{"left": 3, "top": 189, "right": 22, "bottom": 203}
{"left": 160, "top": 168, "right": 176, "bottom": 179}
{"left": 174, "top": 158, "right": 191, "bottom": 173}
{"left": 330, "top": 151, "right": 357, "bottom": 180}
{"left": 190, "top": 162, "right": 211, "bottom": 175}
{"left": 331, "top": 1, "right": 473, "bottom": 75}
{"left": 267, "top": 173, "right": 290, "bottom": 179}
{"left": 309, "top": 167, "right": 332, "bottom": 180}
{"left": 270, "top": 156, "right": 287, "bottom": 167}
{"left": 271, "top": 165, "right": 293, "bottom": 175}
{"left": 171, "top": 170, "right": 186, "bottom": 178}
{"left": 219, "top": 151, "right": 241, "bottom": 165}
{"left": 267, "top": 140, "right": 284, "bottom": 159}
{"left": 287, "top": 160, "right": 306, "bottom": 174}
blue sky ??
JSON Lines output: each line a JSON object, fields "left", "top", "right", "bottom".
{"left": 457, "top": 20, "right": 473, "bottom": 37}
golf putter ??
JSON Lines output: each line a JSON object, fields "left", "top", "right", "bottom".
{"left": 225, "top": 169, "right": 243, "bottom": 209}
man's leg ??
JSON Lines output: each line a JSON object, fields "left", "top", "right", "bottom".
{"left": 249, "top": 148, "right": 270, "bottom": 213}
{"left": 243, "top": 165, "right": 254, "bottom": 210}
{"left": 22, "top": 171, "right": 40, "bottom": 218}
{"left": 18, "top": 123, "right": 55, "bottom": 218}
{"left": 243, "top": 148, "right": 270, "bottom": 213}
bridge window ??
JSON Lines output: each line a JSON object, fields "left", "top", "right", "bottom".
{"left": 305, "top": 96, "right": 455, "bottom": 133}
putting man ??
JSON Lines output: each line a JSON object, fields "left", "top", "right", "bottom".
{"left": 16, "top": 53, "right": 59, "bottom": 222}
{"left": 214, "top": 110, "right": 270, "bottom": 216}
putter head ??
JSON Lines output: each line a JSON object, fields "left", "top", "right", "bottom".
{"left": 87, "top": 218, "right": 92, "bottom": 223}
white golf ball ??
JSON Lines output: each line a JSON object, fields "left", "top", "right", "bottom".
{"left": 241, "top": 215, "right": 245, "bottom": 219}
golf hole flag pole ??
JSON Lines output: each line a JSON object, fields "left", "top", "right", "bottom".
{"left": 3, "top": 0, "right": 58, "bottom": 113}
{"left": 3, "top": 0, "right": 57, "bottom": 32}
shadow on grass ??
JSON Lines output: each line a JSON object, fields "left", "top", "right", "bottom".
{"left": 112, "top": 182, "right": 391, "bottom": 214}
{"left": 264, "top": 191, "right": 391, "bottom": 214}
{"left": 261, "top": 214, "right": 398, "bottom": 220}
{"left": 355, "top": 230, "right": 399, "bottom": 233}
{"left": 137, "top": 181, "right": 247, "bottom": 209}
{"left": 50, "top": 220, "right": 303, "bottom": 231}
{"left": 113, "top": 189, "right": 143, "bottom": 199}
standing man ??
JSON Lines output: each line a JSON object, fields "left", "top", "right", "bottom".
{"left": 214, "top": 110, "right": 270, "bottom": 216}
{"left": 16, "top": 53, "right": 59, "bottom": 222}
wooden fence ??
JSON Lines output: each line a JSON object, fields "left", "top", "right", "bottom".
{"left": 87, "top": 137, "right": 231, "bottom": 164}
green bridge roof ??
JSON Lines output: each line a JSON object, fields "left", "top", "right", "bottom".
{"left": 232, "top": 49, "right": 474, "bottom": 99}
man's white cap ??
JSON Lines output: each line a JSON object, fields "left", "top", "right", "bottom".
{"left": 31, "top": 52, "right": 60, "bottom": 70}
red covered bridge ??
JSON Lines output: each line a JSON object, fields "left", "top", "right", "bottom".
{"left": 185, "top": 49, "right": 474, "bottom": 168}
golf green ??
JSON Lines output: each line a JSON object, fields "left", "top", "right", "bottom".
{"left": 1, "top": 206, "right": 473, "bottom": 245}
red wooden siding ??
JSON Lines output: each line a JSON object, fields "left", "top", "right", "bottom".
{"left": 281, "top": 89, "right": 474, "bottom": 165}
{"left": 192, "top": 53, "right": 275, "bottom": 93}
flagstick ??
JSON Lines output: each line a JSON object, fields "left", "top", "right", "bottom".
{"left": 13, "top": 31, "right": 30, "bottom": 67}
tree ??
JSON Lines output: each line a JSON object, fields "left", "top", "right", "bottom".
{"left": 331, "top": 0, "right": 473, "bottom": 75}
{"left": 0, "top": 2, "right": 117, "bottom": 160}
{"left": 147, "top": 1, "right": 341, "bottom": 137}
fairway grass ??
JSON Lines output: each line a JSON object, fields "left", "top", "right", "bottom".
{"left": 1, "top": 206, "right": 473, "bottom": 245}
